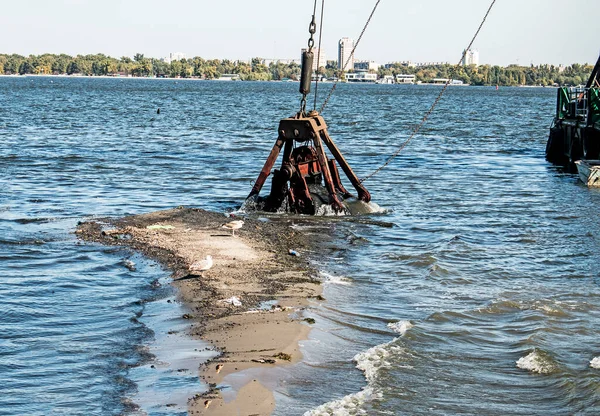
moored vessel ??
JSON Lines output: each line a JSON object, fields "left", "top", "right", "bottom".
{"left": 545, "top": 54, "right": 600, "bottom": 171}
{"left": 575, "top": 159, "right": 600, "bottom": 186}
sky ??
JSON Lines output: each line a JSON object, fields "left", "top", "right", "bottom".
{"left": 1, "top": 0, "right": 598, "bottom": 66}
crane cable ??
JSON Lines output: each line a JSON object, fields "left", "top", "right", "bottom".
{"left": 360, "top": 0, "right": 498, "bottom": 183}
{"left": 319, "top": 0, "right": 382, "bottom": 114}
{"left": 313, "top": 0, "right": 326, "bottom": 111}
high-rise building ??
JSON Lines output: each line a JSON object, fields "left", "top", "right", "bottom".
{"left": 462, "top": 49, "right": 479, "bottom": 66}
{"left": 164, "top": 52, "right": 186, "bottom": 64}
{"left": 338, "top": 38, "right": 354, "bottom": 70}
{"left": 300, "top": 48, "right": 327, "bottom": 71}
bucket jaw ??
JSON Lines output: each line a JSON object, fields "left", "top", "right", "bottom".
{"left": 247, "top": 112, "right": 370, "bottom": 215}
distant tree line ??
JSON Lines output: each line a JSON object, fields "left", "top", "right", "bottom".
{"left": 0, "top": 53, "right": 297, "bottom": 81}
{"left": 0, "top": 53, "right": 595, "bottom": 86}
{"left": 375, "top": 62, "right": 595, "bottom": 87}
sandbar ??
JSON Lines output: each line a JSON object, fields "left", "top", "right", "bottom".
{"left": 76, "top": 207, "right": 323, "bottom": 415}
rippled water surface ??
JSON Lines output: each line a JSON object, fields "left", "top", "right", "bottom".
{"left": 2, "top": 77, "right": 600, "bottom": 415}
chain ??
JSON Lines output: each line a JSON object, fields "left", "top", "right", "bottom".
{"left": 300, "top": 96, "right": 307, "bottom": 115}
{"left": 309, "top": 0, "right": 318, "bottom": 50}
{"left": 319, "top": 0, "right": 382, "bottom": 114}
{"left": 360, "top": 0, "right": 498, "bottom": 183}
{"left": 308, "top": 15, "right": 316, "bottom": 50}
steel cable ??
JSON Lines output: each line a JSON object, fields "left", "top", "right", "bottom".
{"left": 319, "top": 0, "right": 382, "bottom": 114}
{"left": 313, "top": 0, "right": 325, "bottom": 111}
{"left": 360, "top": 0, "right": 498, "bottom": 183}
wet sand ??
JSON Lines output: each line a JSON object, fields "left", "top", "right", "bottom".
{"left": 76, "top": 207, "right": 323, "bottom": 415}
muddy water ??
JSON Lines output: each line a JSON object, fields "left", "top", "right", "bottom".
{"left": 2, "top": 77, "right": 600, "bottom": 415}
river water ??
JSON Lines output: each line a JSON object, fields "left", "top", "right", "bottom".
{"left": 2, "top": 77, "right": 600, "bottom": 415}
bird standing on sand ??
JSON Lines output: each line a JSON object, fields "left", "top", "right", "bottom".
{"left": 188, "top": 255, "right": 213, "bottom": 277}
{"left": 222, "top": 220, "right": 244, "bottom": 236}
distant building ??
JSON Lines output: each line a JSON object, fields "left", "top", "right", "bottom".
{"left": 462, "top": 49, "right": 479, "bottom": 66}
{"left": 354, "top": 60, "right": 379, "bottom": 72}
{"left": 216, "top": 74, "right": 241, "bottom": 81}
{"left": 164, "top": 52, "right": 186, "bottom": 64}
{"left": 345, "top": 72, "right": 377, "bottom": 83}
{"left": 338, "top": 38, "right": 354, "bottom": 70}
{"left": 385, "top": 61, "right": 414, "bottom": 68}
{"left": 300, "top": 48, "right": 327, "bottom": 71}
{"left": 432, "top": 78, "right": 465, "bottom": 85}
{"left": 379, "top": 75, "right": 395, "bottom": 84}
{"left": 396, "top": 74, "right": 416, "bottom": 84}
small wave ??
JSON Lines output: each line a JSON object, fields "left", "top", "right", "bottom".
{"left": 387, "top": 320, "right": 413, "bottom": 335}
{"left": 355, "top": 342, "right": 394, "bottom": 381}
{"left": 536, "top": 303, "right": 568, "bottom": 317}
{"left": 305, "top": 322, "right": 412, "bottom": 415}
{"left": 304, "top": 386, "right": 375, "bottom": 416}
{"left": 477, "top": 300, "right": 522, "bottom": 314}
{"left": 478, "top": 299, "right": 568, "bottom": 317}
{"left": 303, "top": 342, "right": 390, "bottom": 416}
{"left": 516, "top": 349, "right": 557, "bottom": 374}
{"left": 319, "top": 271, "right": 352, "bottom": 286}
{"left": 590, "top": 357, "right": 600, "bottom": 369}
{"left": 0, "top": 238, "right": 47, "bottom": 246}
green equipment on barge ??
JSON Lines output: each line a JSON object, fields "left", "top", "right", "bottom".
{"left": 546, "top": 54, "right": 600, "bottom": 171}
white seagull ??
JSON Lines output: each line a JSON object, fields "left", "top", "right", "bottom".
{"left": 222, "top": 220, "right": 244, "bottom": 236}
{"left": 188, "top": 255, "right": 213, "bottom": 277}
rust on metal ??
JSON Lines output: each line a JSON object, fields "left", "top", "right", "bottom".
{"left": 247, "top": 111, "right": 371, "bottom": 214}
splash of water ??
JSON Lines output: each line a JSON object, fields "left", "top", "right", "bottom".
{"left": 319, "top": 271, "right": 352, "bottom": 286}
{"left": 516, "top": 349, "right": 557, "bottom": 374}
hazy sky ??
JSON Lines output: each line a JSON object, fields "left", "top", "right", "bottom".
{"left": 1, "top": 0, "right": 598, "bottom": 66}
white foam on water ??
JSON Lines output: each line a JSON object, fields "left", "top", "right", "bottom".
{"left": 303, "top": 386, "right": 376, "bottom": 416}
{"left": 516, "top": 349, "right": 557, "bottom": 374}
{"left": 234, "top": 198, "right": 254, "bottom": 214}
{"left": 319, "top": 271, "right": 352, "bottom": 286}
{"left": 305, "top": 322, "right": 412, "bottom": 415}
{"left": 387, "top": 320, "right": 413, "bottom": 335}
{"left": 235, "top": 193, "right": 387, "bottom": 217}
{"left": 537, "top": 303, "right": 566, "bottom": 316}
{"left": 590, "top": 357, "right": 600, "bottom": 369}
{"left": 354, "top": 342, "right": 394, "bottom": 382}
{"left": 303, "top": 343, "right": 389, "bottom": 416}
{"left": 315, "top": 204, "right": 348, "bottom": 217}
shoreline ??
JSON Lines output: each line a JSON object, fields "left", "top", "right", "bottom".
{"left": 0, "top": 74, "right": 560, "bottom": 88}
{"left": 76, "top": 207, "right": 322, "bottom": 415}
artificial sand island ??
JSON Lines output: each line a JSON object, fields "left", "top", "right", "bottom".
{"left": 76, "top": 207, "right": 325, "bottom": 415}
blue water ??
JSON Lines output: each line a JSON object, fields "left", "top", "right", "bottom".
{"left": 2, "top": 77, "right": 600, "bottom": 415}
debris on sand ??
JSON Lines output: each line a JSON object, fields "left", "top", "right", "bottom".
{"left": 220, "top": 296, "right": 242, "bottom": 307}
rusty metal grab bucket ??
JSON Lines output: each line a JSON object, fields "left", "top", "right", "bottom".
{"left": 247, "top": 111, "right": 370, "bottom": 215}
